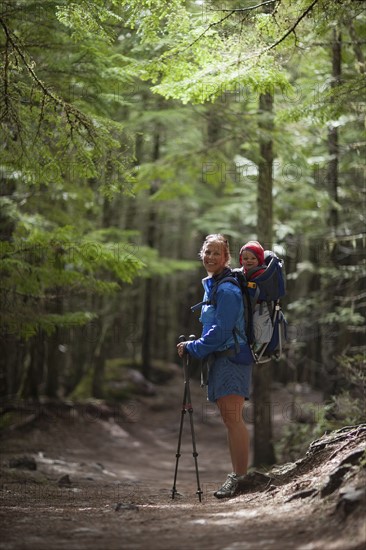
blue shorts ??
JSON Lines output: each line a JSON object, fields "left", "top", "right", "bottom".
{"left": 207, "top": 356, "right": 253, "bottom": 403}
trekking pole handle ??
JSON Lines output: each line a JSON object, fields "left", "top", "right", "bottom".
{"left": 177, "top": 335, "right": 189, "bottom": 361}
{"left": 185, "top": 335, "right": 196, "bottom": 369}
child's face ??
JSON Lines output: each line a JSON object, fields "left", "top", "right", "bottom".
{"left": 241, "top": 250, "right": 259, "bottom": 271}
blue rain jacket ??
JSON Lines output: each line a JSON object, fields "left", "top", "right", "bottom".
{"left": 186, "top": 272, "right": 251, "bottom": 363}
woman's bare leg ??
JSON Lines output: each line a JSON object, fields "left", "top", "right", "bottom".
{"left": 217, "top": 394, "right": 249, "bottom": 476}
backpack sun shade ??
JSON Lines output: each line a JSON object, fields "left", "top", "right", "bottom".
{"left": 191, "top": 251, "right": 287, "bottom": 365}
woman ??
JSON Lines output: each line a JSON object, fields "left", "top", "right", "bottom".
{"left": 177, "top": 234, "right": 253, "bottom": 499}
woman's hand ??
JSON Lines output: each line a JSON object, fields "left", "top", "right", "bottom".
{"left": 177, "top": 341, "right": 188, "bottom": 358}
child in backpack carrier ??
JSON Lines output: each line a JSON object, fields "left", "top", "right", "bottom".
{"left": 239, "top": 241, "right": 273, "bottom": 349}
{"left": 239, "top": 240, "right": 266, "bottom": 280}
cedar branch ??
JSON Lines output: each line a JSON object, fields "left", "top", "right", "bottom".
{"left": 174, "top": 10, "right": 235, "bottom": 56}
{"left": 208, "top": 0, "right": 279, "bottom": 14}
{"left": 0, "top": 17, "right": 97, "bottom": 141}
{"left": 167, "top": 0, "right": 320, "bottom": 63}
{"left": 263, "top": 0, "right": 320, "bottom": 54}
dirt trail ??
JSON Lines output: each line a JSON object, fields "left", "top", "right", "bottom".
{"left": 1, "top": 370, "right": 365, "bottom": 550}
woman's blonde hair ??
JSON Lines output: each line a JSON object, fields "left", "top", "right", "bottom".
{"left": 199, "top": 234, "right": 231, "bottom": 265}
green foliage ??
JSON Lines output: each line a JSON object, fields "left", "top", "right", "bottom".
{"left": 115, "top": 0, "right": 366, "bottom": 108}
{"left": 276, "top": 355, "right": 365, "bottom": 462}
{"left": 277, "top": 390, "right": 366, "bottom": 463}
{"left": 0, "top": 0, "right": 365, "bottom": 405}
{"left": 1, "top": 1, "right": 138, "bottom": 199}
{"left": 275, "top": 402, "right": 334, "bottom": 463}
{"left": 0, "top": 225, "right": 145, "bottom": 339}
{"left": 336, "top": 354, "right": 366, "bottom": 410}
{"left": 55, "top": 1, "right": 123, "bottom": 42}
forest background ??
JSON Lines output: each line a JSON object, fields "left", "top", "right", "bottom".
{"left": 0, "top": 0, "right": 365, "bottom": 466}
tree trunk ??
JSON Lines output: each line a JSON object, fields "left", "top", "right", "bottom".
{"left": 257, "top": 92, "right": 274, "bottom": 249}
{"left": 321, "top": 29, "right": 342, "bottom": 396}
{"left": 327, "top": 30, "right": 341, "bottom": 232}
{"left": 45, "top": 329, "right": 60, "bottom": 398}
{"left": 91, "top": 318, "right": 109, "bottom": 399}
{"left": 253, "top": 91, "right": 276, "bottom": 467}
{"left": 141, "top": 126, "right": 161, "bottom": 379}
{"left": 348, "top": 22, "right": 365, "bottom": 74}
{"left": 45, "top": 290, "right": 63, "bottom": 398}
{"left": 19, "top": 334, "right": 44, "bottom": 400}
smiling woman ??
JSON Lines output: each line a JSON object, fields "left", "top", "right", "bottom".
{"left": 177, "top": 233, "right": 254, "bottom": 499}
{"left": 200, "top": 234, "right": 230, "bottom": 276}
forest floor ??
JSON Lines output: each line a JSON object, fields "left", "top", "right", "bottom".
{"left": 0, "top": 366, "right": 365, "bottom": 550}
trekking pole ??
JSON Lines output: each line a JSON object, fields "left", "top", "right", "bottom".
{"left": 171, "top": 335, "right": 188, "bottom": 500}
{"left": 186, "top": 334, "right": 203, "bottom": 502}
{"left": 171, "top": 335, "right": 203, "bottom": 502}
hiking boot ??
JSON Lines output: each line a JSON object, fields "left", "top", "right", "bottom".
{"left": 214, "top": 473, "right": 243, "bottom": 499}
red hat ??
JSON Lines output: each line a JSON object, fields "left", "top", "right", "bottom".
{"left": 239, "top": 241, "right": 265, "bottom": 266}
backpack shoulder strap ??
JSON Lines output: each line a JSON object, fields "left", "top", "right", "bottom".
{"left": 190, "top": 273, "right": 239, "bottom": 312}
{"left": 206, "top": 275, "right": 240, "bottom": 307}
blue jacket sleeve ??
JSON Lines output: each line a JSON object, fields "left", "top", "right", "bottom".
{"left": 186, "top": 283, "right": 242, "bottom": 359}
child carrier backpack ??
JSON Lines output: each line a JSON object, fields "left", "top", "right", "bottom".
{"left": 238, "top": 250, "right": 287, "bottom": 363}
{"left": 191, "top": 252, "right": 287, "bottom": 364}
